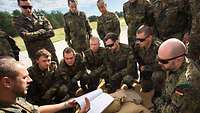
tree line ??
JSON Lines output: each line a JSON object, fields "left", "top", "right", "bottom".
{"left": 0, "top": 10, "right": 123, "bottom": 37}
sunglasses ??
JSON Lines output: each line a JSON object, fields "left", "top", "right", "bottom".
{"left": 157, "top": 53, "right": 186, "bottom": 64}
{"left": 21, "top": 5, "right": 32, "bottom": 9}
{"left": 136, "top": 38, "right": 146, "bottom": 42}
{"left": 106, "top": 43, "right": 114, "bottom": 48}
{"left": 136, "top": 35, "right": 150, "bottom": 42}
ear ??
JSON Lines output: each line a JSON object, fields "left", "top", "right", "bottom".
{"left": 1, "top": 77, "right": 13, "bottom": 88}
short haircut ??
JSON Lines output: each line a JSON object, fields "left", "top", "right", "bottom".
{"left": 63, "top": 47, "right": 76, "bottom": 57}
{"left": 0, "top": 56, "right": 19, "bottom": 79}
{"left": 104, "top": 32, "right": 118, "bottom": 42}
{"left": 17, "top": 0, "right": 30, "bottom": 6}
{"left": 68, "top": 0, "right": 77, "bottom": 6}
{"left": 97, "top": 0, "right": 105, "bottom": 6}
{"left": 90, "top": 36, "right": 100, "bottom": 42}
{"left": 35, "top": 49, "right": 51, "bottom": 60}
{"left": 136, "top": 25, "right": 153, "bottom": 38}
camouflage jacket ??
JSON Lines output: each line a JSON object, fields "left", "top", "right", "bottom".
{"left": 83, "top": 47, "right": 109, "bottom": 77}
{"left": 134, "top": 39, "right": 162, "bottom": 71}
{"left": 154, "top": 0, "right": 191, "bottom": 40}
{"left": 14, "top": 12, "right": 55, "bottom": 59}
{"left": 63, "top": 11, "right": 92, "bottom": 48}
{"left": 155, "top": 58, "right": 200, "bottom": 113}
{"left": 123, "top": 0, "right": 154, "bottom": 39}
{"left": 57, "top": 54, "right": 88, "bottom": 95}
{"left": 107, "top": 43, "right": 137, "bottom": 79}
{"left": 26, "top": 64, "right": 57, "bottom": 105}
{"left": 0, "top": 30, "right": 14, "bottom": 57}
{"left": 190, "top": 0, "right": 200, "bottom": 38}
{"left": 97, "top": 11, "right": 121, "bottom": 40}
{"left": 0, "top": 97, "right": 39, "bottom": 113}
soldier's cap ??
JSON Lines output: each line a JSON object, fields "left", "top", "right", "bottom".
{"left": 104, "top": 32, "right": 118, "bottom": 42}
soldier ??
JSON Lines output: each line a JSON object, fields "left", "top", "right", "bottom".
{"left": 64, "top": 0, "right": 92, "bottom": 54}
{"left": 154, "top": 38, "right": 200, "bottom": 113}
{"left": 14, "top": 0, "right": 58, "bottom": 64}
{"left": 104, "top": 32, "right": 137, "bottom": 93}
{"left": 153, "top": 0, "right": 192, "bottom": 41}
{"left": 0, "top": 56, "right": 90, "bottom": 113}
{"left": 56, "top": 47, "right": 89, "bottom": 99}
{"left": 96, "top": 0, "right": 121, "bottom": 41}
{"left": 83, "top": 36, "right": 109, "bottom": 91}
{"left": 26, "top": 49, "right": 57, "bottom": 105}
{"left": 0, "top": 29, "right": 20, "bottom": 60}
{"left": 133, "top": 25, "right": 165, "bottom": 95}
{"left": 123, "top": 0, "right": 154, "bottom": 46}
{"left": 131, "top": 25, "right": 166, "bottom": 111}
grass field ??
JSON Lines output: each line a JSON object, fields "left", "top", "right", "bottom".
{"left": 14, "top": 17, "right": 127, "bottom": 51}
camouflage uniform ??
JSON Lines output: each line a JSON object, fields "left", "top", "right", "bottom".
{"left": 26, "top": 64, "right": 57, "bottom": 105}
{"left": 83, "top": 47, "right": 109, "bottom": 91}
{"left": 153, "top": 0, "right": 192, "bottom": 41}
{"left": 14, "top": 12, "right": 58, "bottom": 63}
{"left": 64, "top": 11, "right": 92, "bottom": 53}
{"left": 123, "top": 0, "right": 154, "bottom": 46}
{"left": 190, "top": 0, "right": 200, "bottom": 39}
{"left": 107, "top": 43, "right": 137, "bottom": 93}
{"left": 0, "top": 97, "right": 39, "bottom": 113}
{"left": 154, "top": 58, "right": 200, "bottom": 113}
{"left": 0, "top": 29, "right": 20, "bottom": 60}
{"left": 56, "top": 54, "right": 89, "bottom": 98}
{"left": 97, "top": 11, "right": 121, "bottom": 40}
{"left": 134, "top": 39, "right": 165, "bottom": 95}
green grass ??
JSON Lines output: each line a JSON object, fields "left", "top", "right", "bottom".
{"left": 14, "top": 17, "right": 126, "bottom": 51}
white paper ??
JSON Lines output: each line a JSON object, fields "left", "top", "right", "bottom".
{"left": 74, "top": 89, "right": 114, "bottom": 113}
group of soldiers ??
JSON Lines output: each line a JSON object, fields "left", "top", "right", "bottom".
{"left": 1, "top": 0, "right": 200, "bottom": 113}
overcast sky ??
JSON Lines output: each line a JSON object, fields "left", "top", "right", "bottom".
{"left": 0, "top": 0, "right": 127, "bottom": 16}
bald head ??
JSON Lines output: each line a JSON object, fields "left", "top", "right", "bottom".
{"left": 158, "top": 38, "right": 186, "bottom": 59}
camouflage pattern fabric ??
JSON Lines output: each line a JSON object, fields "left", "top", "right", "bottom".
{"left": 14, "top": 12, "right": 58, "bottom": 63}
{"left": 64, "top": 11, "right": 92, "bottom": 53}
{"left": 97, "top": 11, "right": 121, "bottom": 40}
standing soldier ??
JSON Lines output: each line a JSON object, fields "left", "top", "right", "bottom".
{"left": 97, "top": 0, "right": 121, "bottom": 41}
{"left": 104, "top": 32, "right": 137, "bottom": 93}
{"left": 64, "top": 0, "right": 92, "bottom": 54}
{"left": 153, "top": 0, "right": 191, "bottom": 41}
{"left": 83, "top": 36, "right": 109, "bottom": 91}
{"left": 0, "top": 29, "right": 20, "bottom": 60}
{"left": 14, "top": 0, "right": 58, "bottom": 64}
{"left": 123, "top": 0, "right": 154, "bottom": 46}
{"left": 26, "top": 49, "right": 57, "bottom": 105}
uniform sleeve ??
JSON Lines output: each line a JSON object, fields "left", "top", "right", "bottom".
{"left": 83, "top": 13, "right": 92, "bottom": 39}
{"left": 14, "top": 17, "right": 53, "bottom": 42}
{"left": 97, "top": 17, "right": 105, "bottom": 40}
{"left": 63, "top": 15, "right": 72, "bottom": 45}
{"left": 112, "top": 14, "right": 121, "bottom": 37}
{"left": 123, "top": 4, "right": 129, "bottom": 25}
{"left": 42, "top": 16, "right": 55, "bottom": 38}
